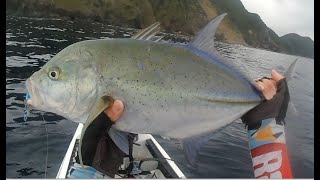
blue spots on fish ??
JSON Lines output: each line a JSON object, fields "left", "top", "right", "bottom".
{"left": 136, "top": 62, "right": 144, "bottom": 70}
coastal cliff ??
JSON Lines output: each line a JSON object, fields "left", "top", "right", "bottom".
{"left": 6, "top": 0, "right": 314, "bottom": 58}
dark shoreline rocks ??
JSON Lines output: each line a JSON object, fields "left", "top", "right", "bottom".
{"left": 6, "top": 0, "right": 313, "bottom": 59}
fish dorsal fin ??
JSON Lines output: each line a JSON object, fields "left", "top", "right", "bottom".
{"left": 190, "top": 13, "right": 300, "bottom": 97}
{"left": 190, "top": 13, "right": 257, "bottom": 89}
{"left": 131, "top": 22, "right": 162, "bottom": 41}
{"left": 78, "top": 96, "right": 113, "bottom": 167}
{"left": 191, "top": 13, "right": 227, "bottom": 58}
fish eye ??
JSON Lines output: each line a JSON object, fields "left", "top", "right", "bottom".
{"left": 48, "top": 67, "right": 60, "bottom": 80}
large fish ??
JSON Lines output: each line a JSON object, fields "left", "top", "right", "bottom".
{"left": 25, "top": 14, "right": 296, "bottom": 167}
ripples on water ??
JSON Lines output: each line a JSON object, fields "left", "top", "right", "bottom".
{"left": 6, "top": 16, "right": 314, "bottom": 178}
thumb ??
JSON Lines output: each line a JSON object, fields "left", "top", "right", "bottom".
{"left": 104, "top": 100, "right": 124, "bottom": 122}
{"left": 271, "top": 69, "right": 284, "bottom": 82}
{"left": 112, "top": 100, "right": 124, "bottom": 114}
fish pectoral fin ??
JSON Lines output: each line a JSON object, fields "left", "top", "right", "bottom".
{"left": 180, "top": 132, "right": 214, "bottom": 168}
{"left": 78, "top": 95, "right": 113, "bottom": 167}
{"left": 108, "top": 127, "right": 131, "bottom": 155}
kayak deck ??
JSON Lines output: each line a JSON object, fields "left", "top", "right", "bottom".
{"left": 56, "top": 124, "right": 186, "bottom": 178}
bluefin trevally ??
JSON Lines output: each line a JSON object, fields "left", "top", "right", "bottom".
{"left": 25, "top": 14, "right": 297, "bottom": 167}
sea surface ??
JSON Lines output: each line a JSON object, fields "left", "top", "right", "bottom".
{"left": 6, "top": 16, "right": 314, "bottom": 178}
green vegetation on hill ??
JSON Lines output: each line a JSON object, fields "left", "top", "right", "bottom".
{"left": 280, "top": 33, "right": 314, "bottom": 59}
{"left": 6, "top": 0, "right": 314, "bottom": 58}
{"left": 210, "top": 0, "right": 283, "bottom": 52}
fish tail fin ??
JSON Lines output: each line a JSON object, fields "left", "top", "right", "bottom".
{"left": 180, "top": 132, "right": 214, "bottom": 168}
{"left": 284, "top": 58, "right": 299, "bottom": 82}
{"left": 284, "top": 58, "right": 299, "bottom": 116}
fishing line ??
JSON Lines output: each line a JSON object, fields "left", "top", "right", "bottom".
{"left": 41, "top": 114, "right": 49, "bottom": 179}
{"left": 24, "top": 93, "right": 48, "bottom": 178}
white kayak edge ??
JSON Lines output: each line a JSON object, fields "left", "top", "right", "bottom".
{"left": 56, "top": 123, "right": 186, "bottom": 179}
{"left": 148, "top": 134, "right": 186, "bottom": 178}
{"left": 56, "top": 124, "right": 83, "bottom": 179}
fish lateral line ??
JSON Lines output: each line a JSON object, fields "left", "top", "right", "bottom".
{"left": 195, "top": 95, "right": 261, "bottom": 104}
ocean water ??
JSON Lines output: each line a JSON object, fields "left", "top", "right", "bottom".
{"left": 6, "top": 15, "right": 314, "bottom": 178}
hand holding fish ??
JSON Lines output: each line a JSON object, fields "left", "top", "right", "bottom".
{"left": 102, "top": 70, "right": 285, "bottom": 123}
{"left": 242, "top": 70, "right": 293, "bottom": 178}
{"left": 254, "top": 69, "right": 284, "bottom": 100}
{"left": 24, "top": 13, "right": 298, "bottom": 171}
{"left": 101, "top": 69, "right": 293, "bottom": 179}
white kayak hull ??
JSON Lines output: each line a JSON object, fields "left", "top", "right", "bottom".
{"left": 56, "top": 124, "right": 186, "bottom": 179}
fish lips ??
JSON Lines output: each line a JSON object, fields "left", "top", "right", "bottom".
{"left": 25, "top": 78, "right": 43, "bottom": 109}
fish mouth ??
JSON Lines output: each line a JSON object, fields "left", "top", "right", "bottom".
{"left": 25, "top": 78, "right": 41, "bottom": 108}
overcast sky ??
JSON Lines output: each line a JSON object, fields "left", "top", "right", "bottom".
{"left": 240, "top": 0, "right": 314, "bottom": 40}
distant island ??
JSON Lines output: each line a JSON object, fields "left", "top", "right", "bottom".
{"left": 6, "top": 0, "right": 314, "bottom": 59}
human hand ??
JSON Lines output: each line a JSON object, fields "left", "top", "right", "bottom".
{"left": 244, "top": 70, "right": 293, "bottom": 178}
{"left": 104, "top": 99, "right": 124, "bottom": 122}
{"left": 254, "top": 69, "right": 284, "bottom": 100}
{"left": 244, "top": 69, "right": 294, "bottom": 178}
{"left": 242, "top": 69, "right": 289, "bottom": 130}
